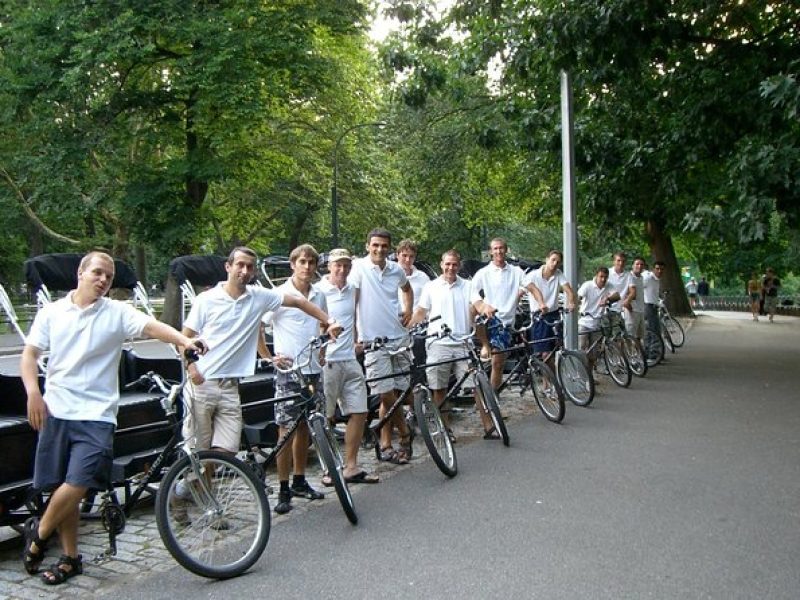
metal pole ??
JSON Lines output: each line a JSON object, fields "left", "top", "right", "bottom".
{"left": 561, "top": 70, "right": 579, "bottom": 350}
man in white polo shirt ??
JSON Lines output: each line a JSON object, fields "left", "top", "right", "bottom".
{"left": 395, "top": 239, "right": 430, "bottom": 309}
{"left": 471, "top": 237, "right": 547, "bottom": 390}
{"left": 349, "top": 227, "right": 414, "bottom": 465}
{"left": 577, "top": 266, "right": 616, "bottom": 371}
{"left": 643, "top": 261, "right": 664, "bottom": 335}
{"left": 259, "top": 244, "right": 341, "bottom": 513}
{"left": 624, "top": 257, "right": 646, "bottom": 344}
{"left": 318, "top": 248, "right": 379, "bottom": 484}
{"left": 20, "top": 251, "right": 205, "bottom": 585}
{"left": 183, "top": 246, "right": 340, "bottom": 516}
{"left": 412, "top": 249, "right": 497, "bottom": 440}
{"left": 523, "top": 250, "right": 576, "bottom": 364}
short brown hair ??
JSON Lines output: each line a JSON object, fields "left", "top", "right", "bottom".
{"left": 79, "top": 251, "right": 115, "bottom": 273}
{"left": 366, "top": 228, "right": 392, "bottom": 244}
{"left": 227, "top": 246, "right": 257, "bottom": 264}
{"left": 396, "top": 239, "right": 418, "bottom": 255}
{"left": 289, "top": 243, "right": 319, "bottom": 264}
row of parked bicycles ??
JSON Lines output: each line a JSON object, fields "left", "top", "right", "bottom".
{"left": 26, "top": 300, "right": 685, "bottom": 580}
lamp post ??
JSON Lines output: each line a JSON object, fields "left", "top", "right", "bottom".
{"left": 331, "top": 121, "right": 386, "bottom": 248}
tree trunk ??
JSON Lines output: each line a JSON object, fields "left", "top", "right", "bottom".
{"left": 160, "top": 275, "right": 183, "bottom": 329}
{"left": 645, "top": 219, "right": 693, "bottom": 317}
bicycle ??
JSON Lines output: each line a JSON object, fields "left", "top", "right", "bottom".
{"left": 581, "top": 308, "right": 632, "bottom": 388}
{"left": 363, "top": 320, "right": 458, "bottom": 477}
{"left": 243, "top": 335, "right": 357, "bottom": 524}
{"left": 529, "top": 309, "right": 595, "bottom": 407}
{"left": 658, "top": 293, "right": 685, "bottom": 351}
{"left": 437, "top": 316, "right": 509, "bottom": 446}
{"left": 92, "top": 366, "right": 270, "bottom": 579}
{"left": 492, "top": 318, "right": 566, "bottom": 423}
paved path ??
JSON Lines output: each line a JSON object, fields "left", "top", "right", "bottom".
{"left": 2, "top": 312, "right": 799, "bottom": 599}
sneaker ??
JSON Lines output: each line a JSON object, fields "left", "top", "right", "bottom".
{"left": 274, "top": 490, "right": 292, "bottom": 515}
{"left": 290, "top": 480, "right": 324, "bottom": 500}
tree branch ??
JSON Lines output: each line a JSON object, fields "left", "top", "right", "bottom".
{"left": 0, "top": 167, "right": 82, "bottom": 245}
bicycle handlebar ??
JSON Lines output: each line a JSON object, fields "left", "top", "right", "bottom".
{"left": 270, "top": 335, "right": 331, "bottom": 375}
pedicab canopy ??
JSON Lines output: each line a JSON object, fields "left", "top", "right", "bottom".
{"left": 24, "top": 253, "right": 139, "bottom": 292}
{"left": 168, "top": 255, "right": 227, "bottom": 286}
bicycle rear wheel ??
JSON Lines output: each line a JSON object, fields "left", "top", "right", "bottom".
{"left": 603, "top": 339, "right": 631, "bottom": 388}
{"left": 156, "top": 450, "right": 270, "bottom": 579}
{"left": 529, "top": 358, "right": 565, "bottom": 423}
{"left": 310, "top": 417, "right": 357, "bottom": 524}
{"left": 413, "top": 385, "right": 458, "bottom": 477}
{"left": 644, "top": 330, "right": 664, "bottom": 366}
{"left": 622, "top": 336, "right": 647, "bottom": 377}
{"left": 662, "top": 316, "right": 685, "bottom": 348}
{"left": 557, "top": 350, "right": 595, "bottom": 407}
{"left": 476, "top": 371, "right": 509, "bottom": 446}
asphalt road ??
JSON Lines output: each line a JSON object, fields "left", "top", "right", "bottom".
{"left": 97, "top": 312, "right": 800, "bottom": 599}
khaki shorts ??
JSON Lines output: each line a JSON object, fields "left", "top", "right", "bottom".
{"left": 578, "top": 327, "right": 601, "bottom": 355}
{"left": 364, "top": 336, "right": 412, "bottom": 395}
{"left": 624, "top": 310, "right": 645, "bottom": 339}
{"left": 426, "top": 342, "right": 471, "bottom": 390}
{"left": 182, "top": 378, "right": 242, "bottom": 452}
{"left": 323, "top": 359, "right": 368, "bottom": 418}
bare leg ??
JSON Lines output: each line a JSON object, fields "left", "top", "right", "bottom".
{"left": 38, "top": 482, "right": 87, "bottom": 559}
{"left": 490, "top": 352, "right": 504, "bottom": 391}
{"left": 378, "top": 390, "right": 397, "bottom": 450}
{"left": 292, "top": 421, "right": 310, "bottom": 476}
{"left": 343, "top": 412, "right": 367, "bottom": 477}
{"left": 276, "top": 426, "right": 292, "bottom": 482}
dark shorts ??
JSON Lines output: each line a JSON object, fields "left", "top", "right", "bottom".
{"left": 487, "top": 316, "right": 512, "bottom": 351}
{"left": 531, "top": 311, "right": 561, "bottom": 353}
{"left": 33, "top": 417, "right": 115, "bottom": 492}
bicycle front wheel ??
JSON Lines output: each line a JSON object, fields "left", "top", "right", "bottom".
{"left": 529, "top": 358, "right": 565, "bottom": 423}
{"left": 413, "top": 385, "right": 458, "bottom": 477}
{"left": 310, "top": 417, "right": 358, "bottom": 525}
{"left": 603, "top": 339, "right": 632, "bottom": 388}
{"left": 557, "top": 350, "right": 595, "bottom": 407}
{"left": 622, "top": 336, "right": 647, "bottom": 377}
{"left": 156, "top": 450, "right": 270, "bottom": 579}
{"left": 662, "top": 316, "right": 685, "bottom": 348}
{"left": 476, "top": 371, "right": 509, "bottom": 446}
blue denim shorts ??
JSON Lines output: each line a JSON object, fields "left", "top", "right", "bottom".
{"left": 33, "top": 417, "right": 115, "bottom": 492}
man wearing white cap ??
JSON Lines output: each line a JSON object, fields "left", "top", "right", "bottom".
{"left": 317, "top": 248, "right": 379, "bottom": 484}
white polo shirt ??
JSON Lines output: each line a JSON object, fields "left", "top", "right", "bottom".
{"left": 186, "top": 283, "right": 284, "bottom": 380}
{"left": 578, "top": 280, "right": 610, "bottom": 330}
{"left": 628, "top": 272, "right": 645, "bottom": 313}
{"left": 418, "top": 276, "right": 472, "bottom": 346}
{"left": 399, "top": 266, "right": 431, "bottom": 310}
{"left": 263, "top": 279, "right": 327, "bottom": 375}
{"left": 317, "top": 276, "right": 357, "bottom": 363}
{"left": 349, "top": 257, "right": 408, "bottom": 341}
{"left": 607, "top": 268, "right": 631, "bottom": 312}
{"left": 642, "top": 271, "right": 661, "bottom": 304}
{"left": 470, "top": 262, "right": 525, "bottom": 326}
{"left": 26, "top": 293, "right": 152, "bottom": 424}
{"left": 523, "top": 266, "right": 567, "bottom": 313}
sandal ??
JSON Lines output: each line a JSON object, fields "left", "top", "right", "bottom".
{"left": 483, "top": 426, "right": 501, "bottom": 440}
{"left": 41, "top": 554, "right": 82, "bottom": 585}
{"left": 379, "top": 447, "right": 409, "bottom": 465}
{"left": 321, "top": 473, "right": 334, "bottom": 487}
{"left": 22, "top": 517, "right": 49, "bottom": 575}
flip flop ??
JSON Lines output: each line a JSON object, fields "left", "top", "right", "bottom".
{"left": 345, "top": 470, "right": 380, "bottom": 484}
{"left": 321, "top": 474, "right": 334, "bottom": 487}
